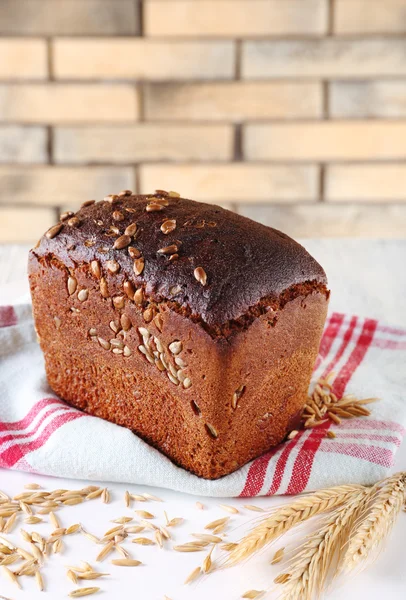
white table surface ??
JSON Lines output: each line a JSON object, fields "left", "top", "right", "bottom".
{"left": 0, "top": 240, "right": 405, "bottom": 600}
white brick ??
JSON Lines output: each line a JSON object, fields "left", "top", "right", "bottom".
{"left": 335, "top": 0, "right": 406, "bottom": 34}
{"left": 326, "top": 164, "right": 406, "bottom": 201}
{"left": 0, "top": 127, "right": 47, "bottom": 163}
{"left": 0, "top": 39, "right": 47, "bottom": 80}
{"left": 53, "top": 125, "right": 233, "bottom": 163}
{"left": 144, "top": 82, "right": 323, "bottom": 121}
{"left": 237, "top": 204, "right": 406, "bottom": 238}
{"left": 242, "top": 38, "right": 406, "bottom": 79}
{"left": 0, "top": 84, "right": 139, "bottom": 123}
{"left": 145, "top": 0, "right": 327, "bottom": 36}
{"left": 0, "top": 207, "right": 56, "bottom": 243}
{"left": 244, "top": 121, "right": 406, "bottom": 161}
{"left": 53, "top": 39, "right": 235, "bottom": 80}
{"left": 330, "top": 81, "right": 406, "bottom": 118}
{"left": 0, "top": 167, "right": 135, "bottom": 206}
{"left": 139, "top": 164, "right": 319, "bottom": 201}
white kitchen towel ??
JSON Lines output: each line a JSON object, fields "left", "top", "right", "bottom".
{"left": 1, "top": 304, "right": 405, "bottom": 497}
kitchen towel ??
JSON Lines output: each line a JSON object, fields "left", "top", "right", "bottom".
{"left": 1, "top": 304, "right": 405, "bottom": 497}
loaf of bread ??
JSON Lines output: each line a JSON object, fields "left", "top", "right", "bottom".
{"left": 28, "top": 190, "right": 329, "bottom": 479}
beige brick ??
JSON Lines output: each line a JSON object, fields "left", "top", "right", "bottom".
{"left": 139, "top": 164, "right": 319, "bottom": 202}
{"left": 335, "top": 0, "right": 406, "bottom": 34}
{"left": 0, "top": 167, "right": 135, "bottom": 206}
{"left": 53, "top": 39, "right": 235, "bottom": 80}
{"left": 144, "top": 82, "right": 323, "bottom": 121}
{"left": 0, "top": 207, "right": 56, "bottom": 243}
{"left": 54, "top": 125, "right": 233, "bottom": 163}
{"left": 0, "top": 39, "right": 47, "bottom": 80}
{"left": 145, "top": 0, "right": 327, "bottom": 36}
{"left": 244, "top": 121, "right": 406, "bottom": 161}
{"left": 329, "top": 81, "right": 406, "bottom": 118}
{"left": 0, "top": 127, "right": 47, "bottom": 163}
{"left": 0, "top": 84, "right": 138, "bottom": 124}
{"left": 0, "top": 0, "right": 138, "bottom": 35}
{"left": 326, "top": 164, "right": 406, "bottom": 202}
{"left": 242, "top": 39, "right": 406, "bottom": 79}
{"left": 237, "top": 204, "right": 406, "bottom": 238}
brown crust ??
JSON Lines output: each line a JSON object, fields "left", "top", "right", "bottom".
{"left": 32, "top": 193, "right": 328, "bottom": 328}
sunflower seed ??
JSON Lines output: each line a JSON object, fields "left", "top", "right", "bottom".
{"left": 168, "top": 340, "right": 182, "bottom": 355}
{"left": 113, "top": 295, "right": 125, "bottom": 309}
{"left": 183, "top": 378, "right": 192, "bottom": 389}
{"left": 124, "top": 280, "right": 135, "bottom": 299}
{"left": 68, "top": 216, "right": 80, "bottom": 227}
{"left": 160, "top": 219, "right": 177, "bottom": 235}
{"left": 68, "top": 276, "right": 77, "bottom": 295}
{"left": 118, "top": 189, "right": 132, "bottom": 197}
{"left": 194, "top": 266, "right": 207, "bottom": 286}
{"left": 97, "top": 338, "right": 110, "bottom": 351}
{"left": 157, "top": 244, "right": 178, "bottom": 256}
{"left": 100, "top": 277, "right": 109, "bottom": 298}
{"left": 106, "top": 260, "right": 120, "bottom": 274}
{"left": 61, "top": 211, "right": 74, "bottom": 221}
{"left": 232, "top": 385, "right": 246, "bottom": 409}
{"left": 146, "top": 203, "right": 165, "bottom": 212}
{"left": 120, "top": 314, "right": 131, "bottom": 331}
{"left": 46, "top": 223, "right": 63, "bottom": 239}
{"left": 90, "top": 260, "right": 101, "bottom": 279}
{"left": 125, "top": 223, "right": 137, "bottom": 237}
{"left": 205, "top": 423, "right": 218, "bottom": 439}
{"left": 112, "top": 211, "right": 124, "bottom": 222}
{"left": 78, "top": 289, "right": 89, "bottom": 302}
{"left": 113, "top": 235, "right": 131, "bottom": 250}
{"left": 133, "top": 257, "right": 145, "bottom": 276}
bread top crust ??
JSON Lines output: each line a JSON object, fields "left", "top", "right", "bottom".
{"left": 30, "top": 192, "right": 327, "bottom": 327}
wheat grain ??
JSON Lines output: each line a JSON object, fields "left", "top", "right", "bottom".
{"left": 243, "top": 505, "right": 264, "bottom": 512}
{"left": 196, "top": 502, "right": 204, "bottom": 510}
{"left": 67, "top": 569, "right": 78, "bottom": 584}
{"left": 227, "top": 485, "right": 363, "bottom": 566}
{"left": 344, "top": 472, "right": 406, "bottom": 570}
{"left": 142, "top": 493, "right": 163, "bottom": 502}
{"left": 192, "top": 533, "right": 222, "bottom": 544}
{"left": 204, "top": 517, "right": 229, "bottom": 530}
{"left": 69, "top": 587, "right": 100, "bottom": 597}
{"left": 202, "top": 547, "right": 214, "bottom": 573}
{"left": 271, "top": 547, "right": 285, "bottom": 565}
{"left": 25, "top": 483, "right": 41, "bottom": 490}
{"left": 1, "top": 566, "right": 21, "bottom": 588}
{"left": 111, "top": 559, "right": 141, "bottom": 567}
{"left": 101, "top": 489, "right": 110, "bottom": 504}
{"left": 35, "top": 569, "right": 44, "bottom": 591}
{"left": 132, "top": 537, "right": 155, "bottom": 546}
{"left": 219, "top": 504, "right": 239, "bottom": 514}
{"left": 242, "top": 591, "right": 264, "bottom": 599}
{"left": 96, "top": 540, "right": 115, "bottom": 562}
{"left": 124, "top": 491, "right": 131, "bottom": 508}
{"left": 135, "top": 510, "right": 155, "bottom": 519}
{"left": 184, "top": 566, "right": 201, "bottom": 584}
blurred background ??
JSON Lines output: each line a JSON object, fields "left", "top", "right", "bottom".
{"left": 1, "top": 0, "right": 406, "bottom": 243}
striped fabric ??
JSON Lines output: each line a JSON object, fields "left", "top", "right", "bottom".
{"left": 0, "top": 304, "right": 405, "bottom": 497}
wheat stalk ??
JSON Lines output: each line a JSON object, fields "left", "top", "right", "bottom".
{"left": 277, "top": 489, "right": 369, "bottom": 600}
{"left": 226, "top": 485, "right": 363, "bottom": 566}
{"left": 343, "top": 472, "right": 406, "bottom": 570}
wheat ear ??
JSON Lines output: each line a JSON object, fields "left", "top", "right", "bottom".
{"left": 343, "top": 472, "right": 406, "bottom": 570}
{"left": 277, "top": 488, "right": 368, "bottom": 600}
{"left": 226, "top": 485, "right": 363, "bottom": 566}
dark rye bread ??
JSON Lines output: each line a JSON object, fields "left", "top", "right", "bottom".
{"left": 29, "top": 191, "right": 329, "bottom": 479}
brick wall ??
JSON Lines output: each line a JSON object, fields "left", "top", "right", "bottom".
{"left": 1, "top": 0, "right": 406, "bottom": 242}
